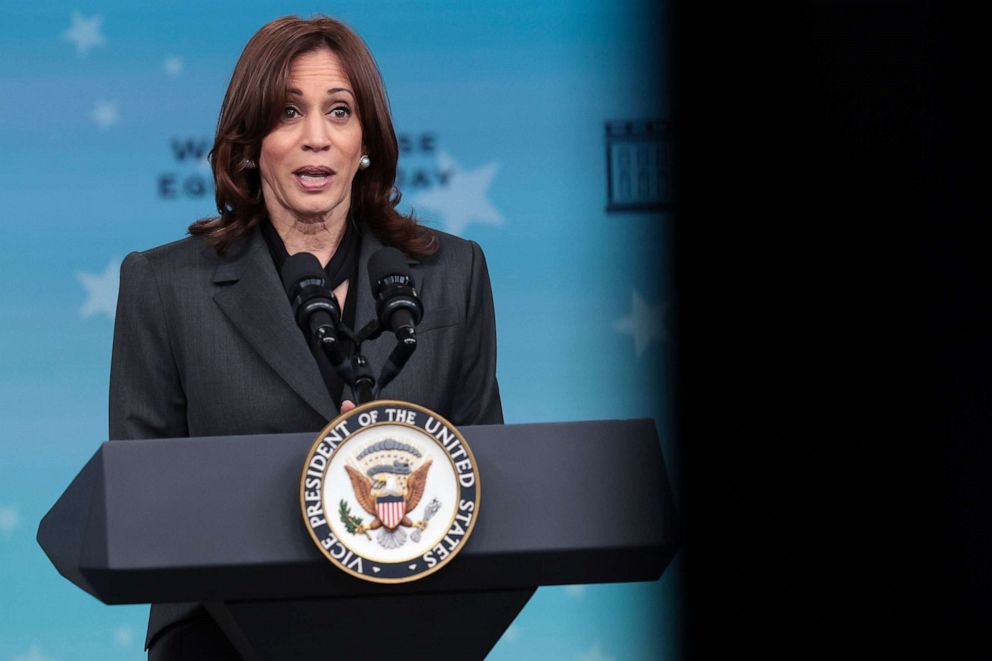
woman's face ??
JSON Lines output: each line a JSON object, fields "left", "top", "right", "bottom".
{"left": 259, "top": 48, "right": 364, "bottom": 228}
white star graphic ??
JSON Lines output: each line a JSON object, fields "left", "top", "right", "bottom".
{"left": 163, "top": 55, "right": 183, "bottom": 77}
{"left": 575, "top": 643, "right": 615, "bottom": 661}
{"left": 563, "top": 584, "right": 586, "bottom": 598}
{"left": 78, "top": 259, "right": 120, "bottom": 320}
{"left": 613, "top": 290, "right": 668, "bottom": 357}
{"left": 62, "top": 12, "right": 106, "bottom": 56}
{"left": 13, "top": 645, "right": 55, "bottom": 661}
{"left": 501, "top": 624, "right": 520, "bottom": 643}
{"left": 91, "top": 100, "right": 119, "bottom": 130}
{"left": 409, "top": 151, "right": 503, "bottom": 235}
{"left": 113, "top": 625, "right": 134, "bottom": 647}
{"left": 0, "top": 505, "right": 19, "bottom": 535}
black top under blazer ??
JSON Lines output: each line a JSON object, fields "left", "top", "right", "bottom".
{"left": 108, "top": 223, "right": 503, "bottom": 648}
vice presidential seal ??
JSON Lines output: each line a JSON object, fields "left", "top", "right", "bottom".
{"left": 300, "top": 400, "right": 480, "bottom": 583}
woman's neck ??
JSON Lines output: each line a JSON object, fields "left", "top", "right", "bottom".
{"left": 269, "top": 212, "right": 347, "bottom": 267}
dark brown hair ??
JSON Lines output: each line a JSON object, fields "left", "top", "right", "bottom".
{"left": 189, "top": 15, "right": 436, "bottom": 257}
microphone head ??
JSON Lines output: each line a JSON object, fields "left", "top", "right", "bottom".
{"left": 367, "top": 247, "right": 414, "bottom": 293}
{"left": 367, "top": 247, "right": 423, "bottom": 330}
{"left": 280, "top": 252, "right": 326, "bottom": 297}
{"left": 280, "top": 252, "right": 341, "bottom": 334}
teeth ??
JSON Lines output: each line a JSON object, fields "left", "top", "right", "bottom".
{"left": 299, "top": 174, "right": 328, "bottom": 182}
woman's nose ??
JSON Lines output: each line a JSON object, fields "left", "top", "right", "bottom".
{"left": 302, "top": 115, "right": 331, "bottom": 152}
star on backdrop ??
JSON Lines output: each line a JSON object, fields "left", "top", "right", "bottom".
{"left": 78, "top": 259, "right": 120, "bottom": 320}
{"left": 112, "top": 625, "right": 134, "bottom": 647}
{"left": 613, "top": 290, "right": 668, "bottom": 357}
{"left": 62, "top": 12, "right": 106, "bottom": 56}
{"left": 575, "top": 643, "right": 615, "bottom": 661}
{"left": 0, "top": 505, "right": 19, "bottom": 535}
{"left": 564, "top": 584, "right": 586, "bottom": 598}
{"left": 163, "top": 56, "right": 184, "bottom": 77}
{"left": 409, "top": 151, "right": 503, "bottom": 235}
{"left": 13, "top": 646, "right": 54, "bottom": 661}
{"left": 90, "top": 100, "right": 119, "bottom": 130}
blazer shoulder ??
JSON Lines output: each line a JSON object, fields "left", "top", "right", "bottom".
{"left": 421, "top": 228, "right": 486, "bottom": 269}
{"left": 121, "top": 235, "right": 223, "bottom": 283}
{"left": 135, "top": 235, "right": 216, "bottom": 266}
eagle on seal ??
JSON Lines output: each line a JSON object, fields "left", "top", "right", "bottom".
{"left": 345, "top": 450, "right": 433, "bottom": 549}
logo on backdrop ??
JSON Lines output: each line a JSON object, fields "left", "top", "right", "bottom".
{"left": 158, "top": 137, "right": 213, "bottom": 200}
{"left": 396, "top": 132, "right": 447, "bottom": 190}
{"left": 154, "top": 132, "right": 450, "bottom": 202}
{"left": 153, "top": 131, "right": 504, "bottom": 235}
{"left": 300, "top": 401, "right": 480, "bottom": 583}
{"left": 605, "top": 119, "right": 671, "bottom": 212}
{"left": 398, "top": 132, "right": 505, "bottom": 235}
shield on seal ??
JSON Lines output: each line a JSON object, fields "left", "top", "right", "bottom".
{"left": 376, "top": 495, "right": 406, "bottom": 530}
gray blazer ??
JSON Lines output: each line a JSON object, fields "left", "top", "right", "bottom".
{"left": 109, "top": 224, "right": 502, "bottom": 648}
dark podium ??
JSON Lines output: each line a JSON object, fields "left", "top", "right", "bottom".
{"left": 38, "top": 419, "right": 678, "bottom": 660}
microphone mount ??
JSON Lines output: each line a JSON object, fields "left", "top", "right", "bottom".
{"left": 332, "top": 313, "right": 418, "bottom": 405}
{"left": 283, "top": 249, "right": 423, "bottom": 409}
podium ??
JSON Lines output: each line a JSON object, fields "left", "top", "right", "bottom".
{"left": 38, "top": 419, "right": 678, "bottom": 659}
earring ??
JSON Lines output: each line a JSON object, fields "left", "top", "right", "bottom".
{"left": 241, "top": 158, "right": 257, "bottom": 170}
{"left": 359, "top": 154, "right": 371, "bottom": 170}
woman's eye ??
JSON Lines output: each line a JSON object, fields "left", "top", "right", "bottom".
{"left": 282, "top": 106, "right": 301, "bottom": 119}
{"left": 329, "top": 106, "right": 351, "bottom": 119}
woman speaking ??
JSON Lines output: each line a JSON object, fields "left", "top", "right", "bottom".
{"left": 109, "top": 15, "right": 502, "bottom": 659}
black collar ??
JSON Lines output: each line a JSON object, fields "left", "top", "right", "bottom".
{"left": 260, "top": 217, "right": 360, "bottom": 291}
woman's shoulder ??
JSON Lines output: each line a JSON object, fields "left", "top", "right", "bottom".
{"left": 123, "top": 232, "right": 238, "bottom": 273}
{"left": 119, "top": 233, "right": 237, "bottom": 292}
{"left": 417, "top": 228, "right": 487, "bottom": 271}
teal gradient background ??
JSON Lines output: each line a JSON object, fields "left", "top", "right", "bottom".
{"left": 0, "top": 2, "right": 676, "bottom": 659}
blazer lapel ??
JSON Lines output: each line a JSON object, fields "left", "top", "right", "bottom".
{"left": 211, "top": 229, "right": 337, "bottom": 421}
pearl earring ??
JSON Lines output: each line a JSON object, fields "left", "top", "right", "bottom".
{"left": 359, "top": 154, "right": 371, "bottom": 170}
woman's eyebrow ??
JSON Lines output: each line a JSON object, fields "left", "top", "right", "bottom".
{"left": 286, "top": 87, "right": 355, "bottom": 97}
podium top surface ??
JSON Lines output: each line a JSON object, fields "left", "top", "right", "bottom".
{"left": 38, "top": 418, "right": 678, "bottom": 603}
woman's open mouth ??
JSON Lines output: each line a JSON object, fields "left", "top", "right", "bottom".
{"left": 293, "top": 166, "right": 335, "bottom": 190}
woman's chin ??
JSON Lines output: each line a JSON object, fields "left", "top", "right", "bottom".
{"left": 288, "top": 196, "right": 345, "bottom": 220}
{"left": 281, "top": 203, "right": 338, "bottom": 224}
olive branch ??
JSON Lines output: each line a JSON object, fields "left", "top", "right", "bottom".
{"left": 339, "top": 500, "right": 370, "bottom": 539}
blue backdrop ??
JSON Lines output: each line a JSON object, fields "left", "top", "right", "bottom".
{"left": 0, "top": 2, "right": 675, "bottom": 659}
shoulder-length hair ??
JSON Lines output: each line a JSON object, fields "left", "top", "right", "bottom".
{"left": 189, "top": 15, "right": 437, "bottom": 257}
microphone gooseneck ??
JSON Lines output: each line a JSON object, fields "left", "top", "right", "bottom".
{"left": 279, "top": 252, "right": 360, "bottom": 398}
{"left": 367, "top": 247, "right": 424, "bottom": 345}
{"left": 279, "top": 248, "right": 426, "bottom": 407}
{"left": 366, "top": 247, "right": 423, "bottom": 397}
{"left": 280, "top": 252, "right": 341, "bottom": 344}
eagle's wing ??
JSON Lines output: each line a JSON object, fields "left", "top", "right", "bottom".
{"left": 344, "top": 465, "right": 377, "bottom": 516}
{"left": 405, "top": 458, "right": 433, "bottom": 512}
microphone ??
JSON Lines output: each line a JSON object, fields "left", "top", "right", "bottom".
{"left": 280, "top": 252, "right": 341, "bottom": 346}
{"left": 367, "top": 247, "right": 424, "bottom": 344}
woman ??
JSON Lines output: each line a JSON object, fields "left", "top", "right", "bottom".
{"left": 110, "top": 16, "right": 501, "bottom": 659}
